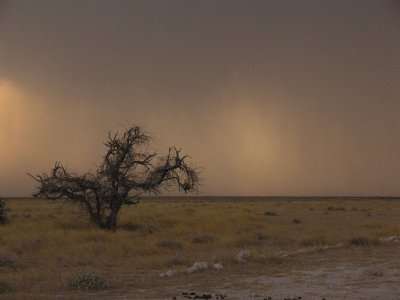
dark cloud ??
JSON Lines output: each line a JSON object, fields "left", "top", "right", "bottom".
{"left": 0, "top": 0, "right": 399, "bottom": 196}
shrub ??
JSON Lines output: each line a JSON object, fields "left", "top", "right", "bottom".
{"left": 292, "top": 218, "right": 301, "bottom": 224}
{"left": 66, "top": 271, "right": 106, "bottom": 291}
{"left": 192, "top": 234, "right": 214, "bottom": 244}
{"left": 141, "top": 223, "right": 158, "bottom": 235}
{"left": 300, "top": 237, "right": 326, "bottom": 247}
{"left": 264, "top": 211, "right": 277, "bottom": 216}
{"left": 170, "top": 256, "right": 187, "bottom": 266}
{"left": 0, "top": 282, "right": 12, "bottom": 294}
{"left": 157, "top": 240, "right": 183, "bottom": 250}
{"left": 120, "top": 222, "right": 158, "bottom": 235}
{"left": 0, "top": 252, "right": 13, "bottom": 267}
{"left": 349, "top": 237, "right": 371, "bottom": 246}
{"left": 0, "top": 199, "right": 8, "bottom": 225}
{"left": 366, "top": 269, "right": 384, "bottom": 277}
{"left": 236, "top": 238, "right": 262, "bottom": 247}
{"left": 255, "top": 232, "right": 269, "bottom": 241}
{"left": 120, "top": 222, "right": 142, "bottom": 231}
{"left": 327, "top": 207, "right": 346, "bottom": 211}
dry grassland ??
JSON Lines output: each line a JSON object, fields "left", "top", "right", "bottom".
{"left": 0, "top": 197, "right": 399, "bottom": 298}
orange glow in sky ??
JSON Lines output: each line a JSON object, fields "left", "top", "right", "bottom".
{"left": 0, "top": 1, "right": 399, "bottom": 196}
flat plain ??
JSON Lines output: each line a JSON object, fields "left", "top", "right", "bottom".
{"left": 0, "top": 197, "right": 399, "bottom": 299}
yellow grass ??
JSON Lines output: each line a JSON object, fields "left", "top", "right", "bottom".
{"left": 0, "top": 197, "right": 399, "bottom": 295}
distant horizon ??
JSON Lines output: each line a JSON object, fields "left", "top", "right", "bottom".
{"left": 3, "top": 194, "right": 400, "bottom": 200}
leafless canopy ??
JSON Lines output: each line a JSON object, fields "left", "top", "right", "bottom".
{"left": 30, "top": 125, "right": 199, "bottom": 230}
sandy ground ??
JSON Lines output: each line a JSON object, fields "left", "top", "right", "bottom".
{"left": 70, "top": 246, "right": 400, "bottom": 299}
{"left": 144, "top": 261, "right": 400, "bottom": 300}
{"left": 3, "top": 245, "right": 399, "bottom": 300}
{"left": 206, "top": 261, "right": 400, "bottom": 299}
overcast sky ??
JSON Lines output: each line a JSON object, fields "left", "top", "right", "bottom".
{"left": 0, "top": 0, "right": 399, "bottom": 197}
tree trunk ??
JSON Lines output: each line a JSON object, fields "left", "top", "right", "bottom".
{"left": 105, "top": 206, "right": 120, "bottom": 231}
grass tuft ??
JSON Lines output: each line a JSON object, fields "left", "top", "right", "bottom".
{"left": 157, "top": 240, "right": 183, "bottom": 250}
{"left": 348, "top": 236, "right": 371, "bottom": 246}
{"left": 66, "top": 271, "right": 107, "bottom": 292}
{"left": 264, "top": 211, "right": 277, "bottom": 216}
{"left": 192, "top": 234, "right": 214, "bottom": 244}
{"left": 327, "top": 207, "right": 346, "bottom": 211}
{"left": 169, "top": 256, "right": 187, "bottom": 266}
{"left": 300, "top": 236, "right": 326, "bottom": 247}
{"left": 119, "top": 222, "right": 141, "bottom": 231}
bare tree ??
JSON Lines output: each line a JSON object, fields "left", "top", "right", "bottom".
{"left": 30, "top": 125, "right": 199, "bottom": 231}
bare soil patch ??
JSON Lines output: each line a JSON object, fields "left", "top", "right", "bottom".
{"left": 3, "top": 245, "right": 395, "bottom": 300}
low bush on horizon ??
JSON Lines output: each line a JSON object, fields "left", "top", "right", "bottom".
{"left": 0, "top": 199, "right": 8, "bottom": 225}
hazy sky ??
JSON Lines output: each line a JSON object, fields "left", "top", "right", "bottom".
{"left": 0, "top": 0, "right": 399, "bottom": 197}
